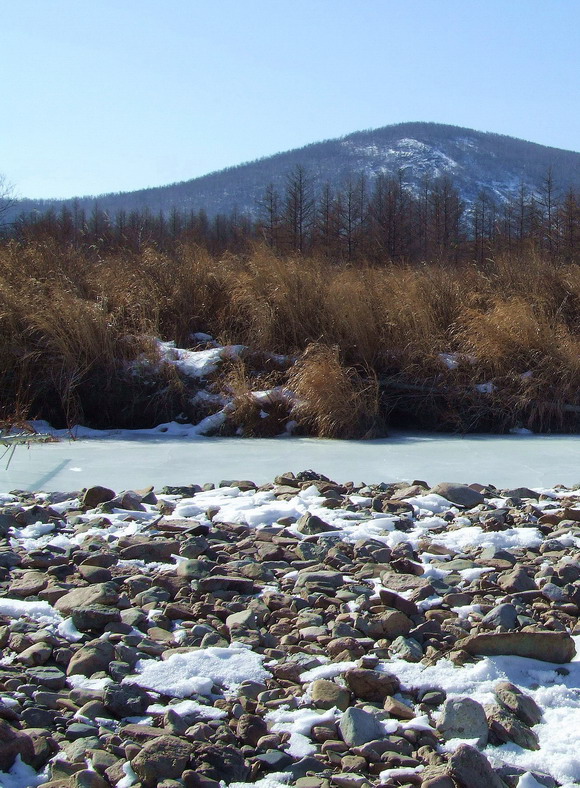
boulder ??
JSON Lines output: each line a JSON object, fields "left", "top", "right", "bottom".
{"left": 485, "top": 703, "right": 539, "bottom": 750}
{"left": 82, "top": 486, "right": 116, "bottom": 508}
{"left": 310, "top": 679, "right": 351, "bottom": 711}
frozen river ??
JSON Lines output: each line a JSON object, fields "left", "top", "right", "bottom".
{"left": 2, "top": 431, "right": 580, "bottom": 492}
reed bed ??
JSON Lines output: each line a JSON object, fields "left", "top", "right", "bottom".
{"left": 1, "top": 239, "right": 580, "bottom": 436}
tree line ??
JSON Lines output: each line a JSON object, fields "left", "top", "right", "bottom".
{"left": 7, "top": 165, "right": 579, "bottom": 264}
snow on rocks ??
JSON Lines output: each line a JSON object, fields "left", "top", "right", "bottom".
{"left": 0, "top": 472, "right": 580, "bottom": 786}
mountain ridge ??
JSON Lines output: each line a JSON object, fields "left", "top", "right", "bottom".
{"left": 11, "top": 122, "right": 580, "bottom": 221}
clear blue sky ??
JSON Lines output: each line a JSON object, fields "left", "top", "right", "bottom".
{"left": 3, "top": 0, "right": 579, "bottom": 199}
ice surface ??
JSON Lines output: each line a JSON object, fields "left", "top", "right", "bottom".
{"left": 6, "top": 431, "right": 580, "bottom": 492}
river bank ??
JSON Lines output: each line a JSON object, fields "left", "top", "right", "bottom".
{"left": 0, "top": 472, "right": 579, "bottom": 787}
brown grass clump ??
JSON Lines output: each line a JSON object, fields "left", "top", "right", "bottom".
{"left": 287, "top": 343, "right": 381, "bottom": 438}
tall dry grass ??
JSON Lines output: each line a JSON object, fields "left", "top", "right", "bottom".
{"left": 2, "top": 238, "right": 580, "bottom": 433}
{"left": 287, "top": 343, "right": 381, "bottom": 438}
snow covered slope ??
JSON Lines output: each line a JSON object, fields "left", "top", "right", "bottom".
{"left": 15, "top": 122, "right": 580, "bottom": 219}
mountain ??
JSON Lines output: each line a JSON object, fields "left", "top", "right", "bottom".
{"left": 12, "top": 122, "right": 580, "bottom": 221}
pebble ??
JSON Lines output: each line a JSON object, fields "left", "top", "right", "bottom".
{"left": 0, "top": 473, "right": 578, "bottom": 787}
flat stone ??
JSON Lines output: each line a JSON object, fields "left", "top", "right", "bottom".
{"left": 197, "top": 576, "right": 255, "bottom": 594}
{"left": 71, "top": 605, "right": 121, "bottom": 631}
{"left": 26, "top": 665, "right": 66, "bottom": 690}
{"left": 344, "top": 669, "right": 399, "bottom": 701}
{"left": 457, "top": 631, "right": 576, "bottom": 663}
{"left": 120, "top": 540, "right": 180, "bottom": 561}
{"left": 294, "top": 570, "right": 344, "bottom": 592}
{"left": 383, "top": 696, "right": 415, "bottom": 720}
{"left": 55, "top": 582, "right": 119, "bottom": 617}
{"left": 8, "top": 571, "right": 48, "bottom": 597}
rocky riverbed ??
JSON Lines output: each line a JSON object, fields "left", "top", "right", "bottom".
{"left": 1, "top": 473, "right": 580, "bottom": 788}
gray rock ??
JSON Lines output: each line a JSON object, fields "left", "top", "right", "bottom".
{"left": 103, "top": 682, "right": 150, "bottom": 718}
{"left": 388, "top": 635, "right": 423, "bottom": 662}
{"left": 437, "top": 697, "right": 488, "bottom": 747}
{"left": 189, "top": 742, "right": 250, "bottom": 782}
{"left": 284, "top": 756, "right": 327, "bottom": 780}
{"left": 71, "top": 605, "right": 121, "bottom": 631}
{"left": 26, "top": 666, "right": 66, "bottom": 690}
{"left": 225, "top": 609, "right": 258, "bottom": 632}
{"left": 0, "top": 550, "right": 21, "bottom": 568}
{"left": 501, "top": 487, "right": 539, "bottom": 500}
{"left": 294, "top": 570, "right": 344, "bottom": 592}
{"left": 67, "top": 722, "right": 99, "bottom": 740}
{"left": 429, "top": 483, "right": 485, "bottom": 508}
{"left": 338, "top": 707, "right": 385, "bottom": 746}
{"left": 482, "top": 603, "right": 519, "bottom": 630}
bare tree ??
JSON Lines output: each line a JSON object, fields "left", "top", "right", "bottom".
{"left": 0, "top": 175, "right": 16, "bottom": 229}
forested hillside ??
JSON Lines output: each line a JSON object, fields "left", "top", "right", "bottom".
{"left": 10, "top": 122, "right": 580, "bottom": 223}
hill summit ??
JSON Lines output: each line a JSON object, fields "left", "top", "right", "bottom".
{"left": 14, "top": 122, "right": 580, "bottom": 219}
